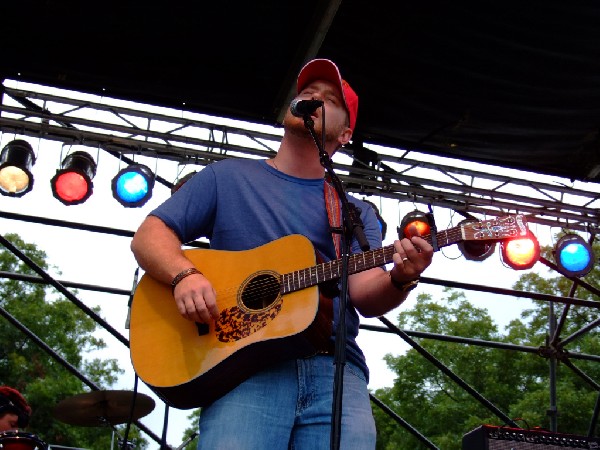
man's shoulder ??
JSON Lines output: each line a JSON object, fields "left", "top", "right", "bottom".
{"left": 212, "top": 158, "right": 263, "bottom": 169}
{"left": 208, "top": 158, "right": 266, "bottom": 183}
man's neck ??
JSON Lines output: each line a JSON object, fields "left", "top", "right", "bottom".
{"left": 273, "top": 133, "right": 333, "bottom": 179}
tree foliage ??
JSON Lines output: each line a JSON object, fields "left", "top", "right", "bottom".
{"left": 0, "top": 233, "right": 147, "bottom": 449}
{"left": 181, "top": 408, "right": 201, "bottom": 450}
{"left": 373, "top": 240, "right": 600, "bottom": 449}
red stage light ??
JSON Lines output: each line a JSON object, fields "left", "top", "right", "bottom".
{"left": 53, "top": 172, "right": 91, "bottom": 203}
{"left": 50, "top": 151, "right": 96, "bottom": 205}
{"left": 399, "top": 210, "right": 431, "bottom": 238}
{"left": 501, "top": 232, "right": 540, "bottom": 270}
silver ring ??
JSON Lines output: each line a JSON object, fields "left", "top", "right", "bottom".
{"left": 402, "top": 257, "right": 409, "bottom": 262}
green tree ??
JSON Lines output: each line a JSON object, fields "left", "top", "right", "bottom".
{"left": 373, "top": 240, "right": 600, "bottom": 449}
{"left": 181, "top": 408, "right": 200, "bottom": 450}
{"left": 0, "top": 233, "right": 147, "bottom": 448}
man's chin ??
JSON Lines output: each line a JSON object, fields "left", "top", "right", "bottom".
{"left": 285, "top": 119, "right": 316, "bottom": 137}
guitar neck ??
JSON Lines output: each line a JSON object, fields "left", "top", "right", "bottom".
{"left": 281, "top": 226, "right": 463, "bottom": 294}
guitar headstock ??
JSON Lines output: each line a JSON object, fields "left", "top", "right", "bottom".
{"left": 461, "top": 215, "right": 529, "bottom": 241}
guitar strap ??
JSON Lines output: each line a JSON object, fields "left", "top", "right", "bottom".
{"left": 324, "top": 176, "right": 343, "bottom": 259}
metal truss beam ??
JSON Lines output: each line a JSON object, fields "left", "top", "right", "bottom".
{"left": 2, "top": 85, "right": 600, "bottom": 232}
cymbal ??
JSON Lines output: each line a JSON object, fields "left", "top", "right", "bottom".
{"left": 53, "top": 390, "right": 155, "bottom": 426}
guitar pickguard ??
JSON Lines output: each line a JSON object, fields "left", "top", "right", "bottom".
{"left": 215, "top": 301, "right": 283, "bottom": 342}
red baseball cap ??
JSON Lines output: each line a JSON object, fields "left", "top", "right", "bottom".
{"left": 297, "top": 59, "right": 359, "bottom": 131}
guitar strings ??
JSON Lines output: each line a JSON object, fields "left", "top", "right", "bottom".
{"left": 202, "top": 222, "right": 506, "bottom": 314}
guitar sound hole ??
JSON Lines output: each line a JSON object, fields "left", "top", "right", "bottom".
{"left": 241, "top": 273, "right": 281, "bottom": 311}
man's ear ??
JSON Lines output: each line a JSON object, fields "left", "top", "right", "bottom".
{"left": 338, "top": 127, "right": 353, "bottom": 146}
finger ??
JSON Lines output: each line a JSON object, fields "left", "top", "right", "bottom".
{"left": 176, "top": 290, "right": 210, "bottom": 323}
{"left": 400, "top": 238, "right": 417, "bottom": 258}
{"left": 193, "top": 300, "right": 213, "bottom": 324}
{"left": 396, "top": 239, "right": 419, "bottom": 264}
{"left": 407, "top": 224, "right": 423, "bottom": 237}
{"left": 392, "top": 241, "right": 407, "bottom": 261}
{"left": 203, "top": 287, "right": 220, "bottom": 320}
{"left": 411, "top": 235, "right": 434, "bottom": 254}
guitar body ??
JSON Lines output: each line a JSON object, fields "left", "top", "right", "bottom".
{"left": 129, "top": 234, "right": 332, "bottom": 409}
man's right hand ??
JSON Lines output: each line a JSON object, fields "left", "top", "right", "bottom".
{"left": 172, "top": 271, "right": 219, "bottom": 324}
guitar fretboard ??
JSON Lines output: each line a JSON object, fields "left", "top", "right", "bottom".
{"left": 281, "top": 225, "right": 465, "bottom": 294}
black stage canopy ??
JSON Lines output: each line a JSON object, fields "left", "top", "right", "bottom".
{"left": 2, "top": 0, "right": 600, "bottom": 182}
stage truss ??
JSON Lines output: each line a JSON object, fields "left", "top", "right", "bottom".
{"left": 1, "top": 83, "right": 600, "bottom": 232}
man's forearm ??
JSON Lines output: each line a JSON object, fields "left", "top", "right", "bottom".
{"left": 131, "top": 215, "right": 195, "bottom": 285}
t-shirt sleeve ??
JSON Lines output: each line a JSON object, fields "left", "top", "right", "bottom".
{"left": 149, "top": 166, "right": 218, "bottom": 243}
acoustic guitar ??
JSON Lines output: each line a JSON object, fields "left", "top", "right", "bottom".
{"left": 129, "top": 215, "right": 528, "bottom": 408}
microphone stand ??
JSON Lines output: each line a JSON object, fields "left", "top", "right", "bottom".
{"left": 300, "top": 110, "right": 369, "bottom": 450}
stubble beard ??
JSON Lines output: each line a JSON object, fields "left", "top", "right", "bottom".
{"left": 284, "top": 113, "right": 340, "bottom": 145}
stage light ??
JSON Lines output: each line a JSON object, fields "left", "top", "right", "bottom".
{"left": 362, "top": 199, "right": 387, "bottom": 240}
{"left": 398, "top": 210, "right": 430, "bottom": 239}
{"left": 553, "top": 234, "right": 594, "bottom": 277}
{"left": 112, "top": 164, "right": 155, "bottom": 207}
{"left": 501, "top": 232, "right": 540, "bottom": 270}
{"left": 0, "top": 140, "right": 36, "bottom": 197}
{"left": 457, "top": 219, "right": 496, "bottom": 261}
{"left": 171, "top": 171, "right": 197, "bottom": 195}
{"left": 346, "top": 141, "right": 380, "bottom": 190}
{"left": 51, "top": 151, "right": 97, "bottom": 205}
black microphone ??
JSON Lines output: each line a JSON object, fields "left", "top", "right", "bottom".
{"left": 290, "top": 99, "right": 323, "bottom": 117}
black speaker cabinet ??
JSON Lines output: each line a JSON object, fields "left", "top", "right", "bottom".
{"left": 462, "top": 425, "right": 600, "bottom": 449}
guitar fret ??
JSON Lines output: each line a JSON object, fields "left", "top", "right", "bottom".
{"left": 329, "top": 261, "right": 336, "bottom": 279}
{"left": 440, "top": 230, "right": 448, "bottom": 247}
{"left": 351, "top": 255, "right": 358, "bottom": 273}
{"left": 330, "top": 260, "right": 339, "bottom": 279}
{"left": 283, "top": 273, "right": 290, "bottom": 293}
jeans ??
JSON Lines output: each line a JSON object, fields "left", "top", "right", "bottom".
{"left": 197, "top": 355, "right": 376, "bottom": 449}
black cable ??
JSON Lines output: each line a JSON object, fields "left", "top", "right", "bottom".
{"left": 121, "top": 375, "right": 138, "bottom": 450}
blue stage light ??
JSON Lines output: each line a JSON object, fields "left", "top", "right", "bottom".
{"left": 111, "top": 164, "right": 154, "bottom": 207}
{"left": 362, "top": 199, "right": 387, "bottom": 240}
{"left": 554, "top": 234, "right": 594, "bottom": 277}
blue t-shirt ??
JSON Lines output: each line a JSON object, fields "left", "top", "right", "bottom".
{"left": 150, "top": 158, "right": 383, "bottom": 380}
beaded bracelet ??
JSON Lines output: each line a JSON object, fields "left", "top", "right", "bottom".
{"left": 171, "top": 267, "right": 202, "bottom": 293}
